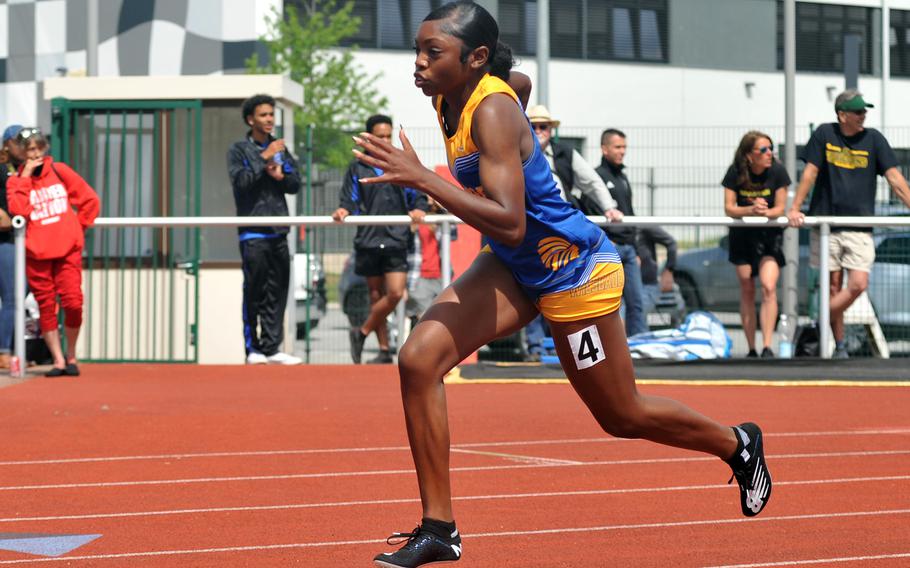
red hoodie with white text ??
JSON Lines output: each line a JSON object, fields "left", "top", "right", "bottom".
{"left": 6, "top": 156, "right": 100, "bottom": 260}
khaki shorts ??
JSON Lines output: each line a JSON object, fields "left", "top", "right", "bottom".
{"left": 810, "top": 230, "right": 875, "bottom": 272}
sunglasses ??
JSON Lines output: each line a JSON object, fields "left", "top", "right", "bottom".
{"left": 532, "top": 123, "right": 551, "bottom": 132}
{"left": 15, "top": 127, "right": 41, "bottom": 142}
{"left": 755, "top": 144, "right": 774, "bottom": 154}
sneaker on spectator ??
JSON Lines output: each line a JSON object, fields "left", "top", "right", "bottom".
{"left": 349, "top": 328, "right": 367, "bottom": 364}
{"left": 246, "top": 352, "right": 268, "bottom": 365}
{"left": 368, "top": 350, "right": 394, "bottom": 364}
{"left": 746, "top": 349, "right": 758, "bottom": 358}
{"left": 833, "top": 347, "right": 849, "bottom": 359}
{"left": 760, "top": 347, "right": 774, "bottom": 358}
{"left": 267, "top": 352, "right": 302, "bottom": 365}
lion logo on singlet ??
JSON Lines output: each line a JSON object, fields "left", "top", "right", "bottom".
{"left": 538, "top": 237, "right": 579, "bottom": 271}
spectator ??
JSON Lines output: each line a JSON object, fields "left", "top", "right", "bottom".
{"left": 724, "top": 131, "right": 790, "bottom": 358}
{"left": 526, "top": 105, "right": 621, "bottom": 218}
{"left": 636, "top": 226, "right": 680, "bottom": 325}
{"left": 334, "top": 115, "right": 429, "bottom": 365}
{"left": 227, "top": 94, "right": 302, "bottom": 365}
{"left": 405, "top": 197, "right": 456, "bottom": 329}
{"left": 524, "top": 105, "right": 623, "bottom": 359}
{"left": 0, "top": 125, "right": 25, "bottom": 370}
{"left": 788, "top": 90, "right": 910, "bottom": 358}
{"left": 595, "top": 128, "right": 647, "bottom": 337}
{"left": 5, "top": 128, "right": 100, "bottom": 376}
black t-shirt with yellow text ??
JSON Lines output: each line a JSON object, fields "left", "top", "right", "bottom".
{"left": 804, "top": 122, "right": 897, "bottom": 220}
{"left": 721, "top": 160, "right": 791, "bottom": 208}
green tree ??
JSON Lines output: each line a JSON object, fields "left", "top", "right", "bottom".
{"left": 247, "top": 1, "right": 388, "bottom": 169}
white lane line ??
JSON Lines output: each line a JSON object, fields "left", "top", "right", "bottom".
{"left": 0, "top": 428, "right": 906, "bottom": 467}
{"left": 0, "top": 509, "right": 907, "bottom": 564}
{"left": 704, "top": 552, "right": 910, "bottom": 567}
{"left": 450, "top": 448, "right": 583, "bottom": 465}
{"left": 0, "top": 449, "right": 907, "bottom": 492}
{"left": 0, "top": 475, "right": 906, "bottom": 524}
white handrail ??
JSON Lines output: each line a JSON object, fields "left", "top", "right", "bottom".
{"left": 11, "top": 214, "right": 910, "bottom": 371}
{"left": 85, "top": 214, "right": 910, "bottom": 229}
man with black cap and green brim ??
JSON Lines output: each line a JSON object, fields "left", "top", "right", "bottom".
{"left": 788, "top": 89, "right": 910, "bottom": 358}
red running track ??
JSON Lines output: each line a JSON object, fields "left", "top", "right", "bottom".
{"left": 0, "top": 364, "right": 907, "bottom": 567}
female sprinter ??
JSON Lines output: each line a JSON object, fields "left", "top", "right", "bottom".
{"left": 357, "top": 3, "right": 772, "bottom": 566}
{"left": 723, "top": 132, "right": 791, "bottom": 358}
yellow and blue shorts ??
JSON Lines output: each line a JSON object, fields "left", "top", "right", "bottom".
{"left": 482, "top": 238, "right": 625, "bottom": 322}
{"left": 537, "top": 259, "right": 624, "bottom": 322}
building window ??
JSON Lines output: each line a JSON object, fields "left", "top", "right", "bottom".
{"left": 499, "top": 0, "right": 538, "bottom": 55}
{"left": 311, "top": 0, "right": 667, "bottom": 63}
{"left": 501, "top": 0, "right": 668, "bottom": 62}
{"left": 322, "top": 0, "right": 448, "bottom": 49}
{"left": 776, "top": 1, "right": 875, "bottom": 74}
{"left": 892, "top": 9, "right": 910, "bottom": 77}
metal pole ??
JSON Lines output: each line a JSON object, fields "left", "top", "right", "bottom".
{"left": 304, "top": 124, "right": 313, "bottom": 363}
{"left": 782, "top": 0, "right": 799, "bottom": 326}
{"left": 882, "top": 0, "right": 890, "bottom": 133}
{"left": 536, "top": 0, "right": 550, "bottom": 106}
{"left": 819, "top": 223, "right": 831, "bottom": 359}
{"left": 648, "top": 167, "right": 656, "bottom": 216}
{"left": 844, "top": 34, "right": 861, "bottom": 90}
{"left": 12, "top": 216, "right": 26, "bottom": 377}
{"left": 441, "top": 220, "right": 452, "bottom": 289}
{"left": 87, "top": 0, "right": 99, "bottom": 76}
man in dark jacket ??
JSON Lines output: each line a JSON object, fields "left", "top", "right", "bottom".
{"left": 227, "top": 94, "right": 301, "bottom": 365}
{"left": 333, "top": 114, "right": 429, "bottom": 364}
{"left": 595, "top": 128, "right": 647, "bottom": 337}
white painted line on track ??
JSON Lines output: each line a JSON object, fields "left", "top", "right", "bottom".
{"left": 0, "top": 509, "right": 907, "bottom": 564}
{"left": 450, "top": 447, "right": 583, "bottom": 465}
{"left": 0, "top": 428, "right": 906, "bottom": 467}
{"left": 703, "top": 552, "right": 910, "bottom": 567}
{"left": 0, "top": 475, "right": 906, "bottom": 524}
{"left": 0, "top": 449, "right": 907, "bottom": 492}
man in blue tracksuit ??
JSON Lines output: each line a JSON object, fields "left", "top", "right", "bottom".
{"left": 227, "top": 94, "right": 301, "bottom": 365}
{"left": 333, "top": 115, "right": 429, "bottom": 364}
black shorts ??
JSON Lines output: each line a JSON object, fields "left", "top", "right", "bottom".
{"left": 354, "top": 247, "right": 409, "bottom": 277}
{"left": 728, "top": 227, "right": 785, "bottom": 277}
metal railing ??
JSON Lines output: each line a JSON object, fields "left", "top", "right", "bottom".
{"left": 8, "top": 214, "right": 910, "bottom": 373}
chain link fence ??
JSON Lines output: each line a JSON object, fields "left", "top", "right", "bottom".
{"left": 295, "top": 124, "right": 910, "bottom": 363}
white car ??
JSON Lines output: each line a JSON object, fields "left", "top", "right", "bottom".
{"left": 293, "top": 253, "right": 327, "bottom": 339}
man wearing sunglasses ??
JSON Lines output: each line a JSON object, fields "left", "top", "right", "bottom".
{"left": 788, "top": 89, "right": 910, "bottom": 358}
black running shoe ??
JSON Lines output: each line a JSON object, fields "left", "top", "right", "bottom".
{"left": 368, "top": 350, "right": 394, "bottom": 364}
{"left": 374, "top": 525, "right": 462, "bottom": 567}
{"left": 349, "top": 328, "right": 366, "bottom": 364}
{"left": 727, "top": 422, "right": 772, "bottom": 517}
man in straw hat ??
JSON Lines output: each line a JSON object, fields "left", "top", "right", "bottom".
{"left": 526, "top": 105, "right": 622, "bottom": 222}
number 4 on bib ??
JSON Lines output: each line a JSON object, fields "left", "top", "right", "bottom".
{"left": 567, "top": 324, "right": 605, "bottom": 370}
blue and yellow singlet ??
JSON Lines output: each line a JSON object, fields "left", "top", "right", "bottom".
{"left": 435, "top": 73, "right": 624, "bottom": 321}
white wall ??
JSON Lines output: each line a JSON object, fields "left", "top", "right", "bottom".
{"left": 352, "top": 48, "right": 909, "bottom": 137}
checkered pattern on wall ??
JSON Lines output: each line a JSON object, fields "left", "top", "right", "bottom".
{"left": 0, "top": 0, "right": 279, "bottom": 127}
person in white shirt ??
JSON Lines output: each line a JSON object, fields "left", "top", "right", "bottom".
{"left": 527, "top": 105, "right": 623, "bottom": 219}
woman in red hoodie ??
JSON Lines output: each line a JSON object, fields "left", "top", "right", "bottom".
{"left": 6, "top": 129, "right": 100, "bottom": 377}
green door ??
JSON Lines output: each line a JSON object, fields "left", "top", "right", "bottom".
{"left": 51, "top": 98, "right": 202, "bottom": 363}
